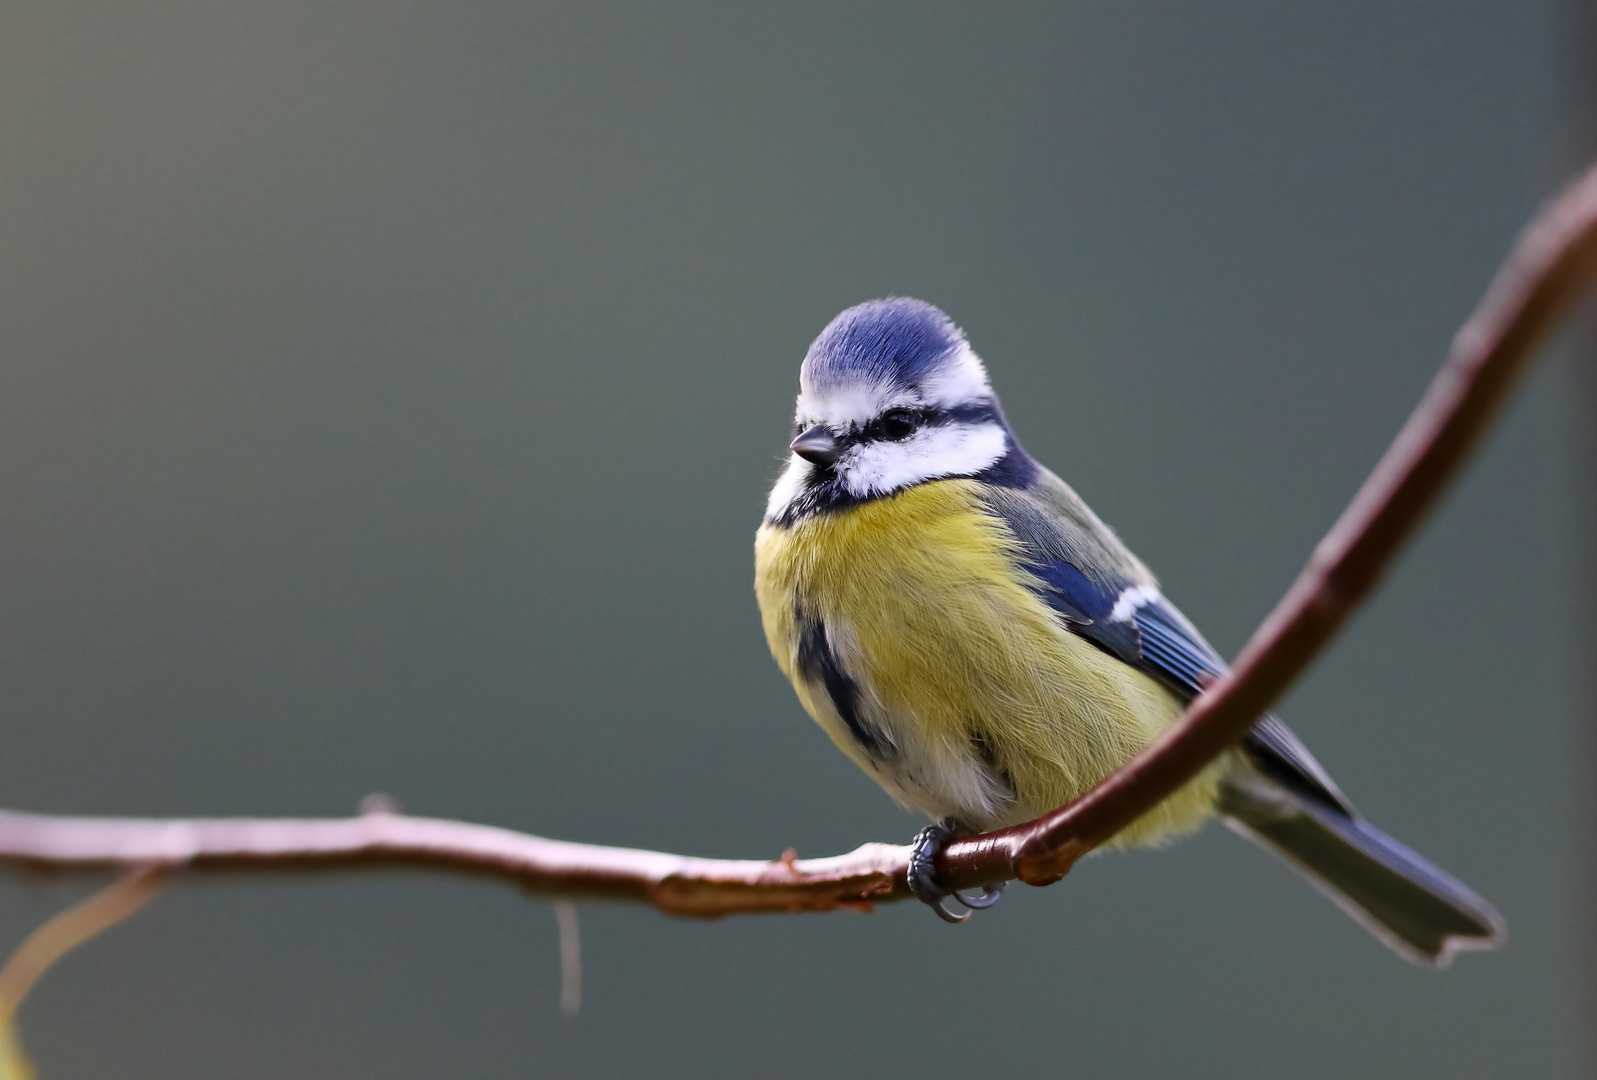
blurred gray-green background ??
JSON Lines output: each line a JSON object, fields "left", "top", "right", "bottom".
{"left": 0, "top": 3, "right": 1581, "bottom": 1077}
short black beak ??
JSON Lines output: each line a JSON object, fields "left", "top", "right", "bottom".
{"left": 790, "top": 424, "right": 842, "bottom": 466}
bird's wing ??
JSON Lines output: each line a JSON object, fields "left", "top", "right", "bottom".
{"left": 980, "top": 483, "right": 1356, "bottom": 817}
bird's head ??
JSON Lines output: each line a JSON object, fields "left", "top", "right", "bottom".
{"left": 766, "top": 298, "right": 1028, "bottom": 524}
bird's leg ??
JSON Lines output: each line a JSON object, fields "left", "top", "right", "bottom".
{"left": 906, "top": 823, "right": 966, "bottom": 923}
{"left": 906, "top": 821, "right": 1005, "bottom": 924}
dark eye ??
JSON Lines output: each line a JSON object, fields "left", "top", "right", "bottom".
{"left": 879, "top": 408, "right": 921, "bottom": 441}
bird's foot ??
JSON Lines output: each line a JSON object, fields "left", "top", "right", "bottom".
{"left": 906, "top": 823, "right": 1005, "bottom": 924}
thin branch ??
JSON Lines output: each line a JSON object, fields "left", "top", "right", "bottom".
{"left": 0, "top": 806, "right": 907, "bottom": 916}
{"left": 3, "top": 165, "right": 1597, "bottom": 913}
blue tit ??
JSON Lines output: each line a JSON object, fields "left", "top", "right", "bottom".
{"left": 754, "top": 297, "right": 1505, "bottom": 964}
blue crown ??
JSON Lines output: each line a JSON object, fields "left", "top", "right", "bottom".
{"left": 802, "top": 298, "right": 966, "bottom": 392}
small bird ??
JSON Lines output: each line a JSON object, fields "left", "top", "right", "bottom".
{"left": 754, "top": 297, "right": 1505, "bottom": 965}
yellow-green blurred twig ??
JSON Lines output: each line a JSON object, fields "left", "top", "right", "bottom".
{"left": 0, "top": 867, "right": 166, "bottom": 1027}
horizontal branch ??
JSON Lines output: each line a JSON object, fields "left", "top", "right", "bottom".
{"left": 0, "top": 807, "right": 910, "bottom": 916}
{"left": 4, "top": 164, "right": 1597, "bottom": 914}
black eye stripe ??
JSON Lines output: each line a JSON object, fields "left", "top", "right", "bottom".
{"left": 793, "top": 401, "right": 1000, "bottom": 448}
{"left": 940, "top": 401, "right": 999, "bottom": 425}
{"left": 863, "top": 402, "right": 999, "bottom": 442}
{"left": 858, "top": 407, "right": 923, "bottom": 442}
{"left": 881, "top": 408, "right": 919, "bottom": 440}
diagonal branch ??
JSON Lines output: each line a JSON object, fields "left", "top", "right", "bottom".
{"left": 3, "top": 164, "right": 1597, "bottom": 915}
{"left": 941, "top": 164, "right": 1597, "bottom": 891}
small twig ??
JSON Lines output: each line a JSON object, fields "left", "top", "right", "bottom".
{"left": 0, "top": 164, "right": 1596, "bottom": 912}
{"left": 0, "top": 867, "right": 166, "bottom": 1025}
{"left": 553, "top": 902, "right": 581, "bottom": 1018}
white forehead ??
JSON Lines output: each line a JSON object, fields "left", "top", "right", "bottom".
{"left": 796, "top": 341, "right": 994, "bottom": 426}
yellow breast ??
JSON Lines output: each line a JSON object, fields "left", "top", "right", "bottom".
{"left": 754, "top": 479, "right": 1220, "bottom": 845}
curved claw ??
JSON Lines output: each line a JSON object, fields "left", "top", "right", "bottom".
{"left": 928, "top": 896, "right": 973, "bottom": 923}
{"left": 952, "top": 883, "right": 1005, "bottom": 910}
{"left": 906, "top": 824, "right": 1004, "bottom": 923}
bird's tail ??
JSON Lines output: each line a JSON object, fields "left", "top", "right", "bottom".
{"left": 1217, "top": 771, "right": 1506, "bottom": 966}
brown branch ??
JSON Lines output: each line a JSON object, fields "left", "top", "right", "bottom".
{"left": 3, "top": 165, "right": 1597, "bottom": 915}
{"left": 0, "top": 806, "right": 907, "bottom": 916}
{"left": 942, "top": 164, "right": 1597, "bottom": 891}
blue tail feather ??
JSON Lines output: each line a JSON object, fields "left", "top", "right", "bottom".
{"left": 1219, "top": 771, "right": 1506, "bottom": 966}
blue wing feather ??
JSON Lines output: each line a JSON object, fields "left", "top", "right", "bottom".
{"left": 983, "top": 489, "right": 1356, "bottom": 817}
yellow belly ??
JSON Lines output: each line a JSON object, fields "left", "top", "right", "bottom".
{"left": 754, "top": 479, "right": 1221, "bottom": 845}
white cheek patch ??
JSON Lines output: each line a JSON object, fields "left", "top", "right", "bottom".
{"left": 840, "top": 421, "right": 1008, "bottom": 498}
{"left": 771, "top": 340, "right": 1008, "bottom": 521}
{"left": 764, "top": 455, "right": 813, "bottom": 521}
